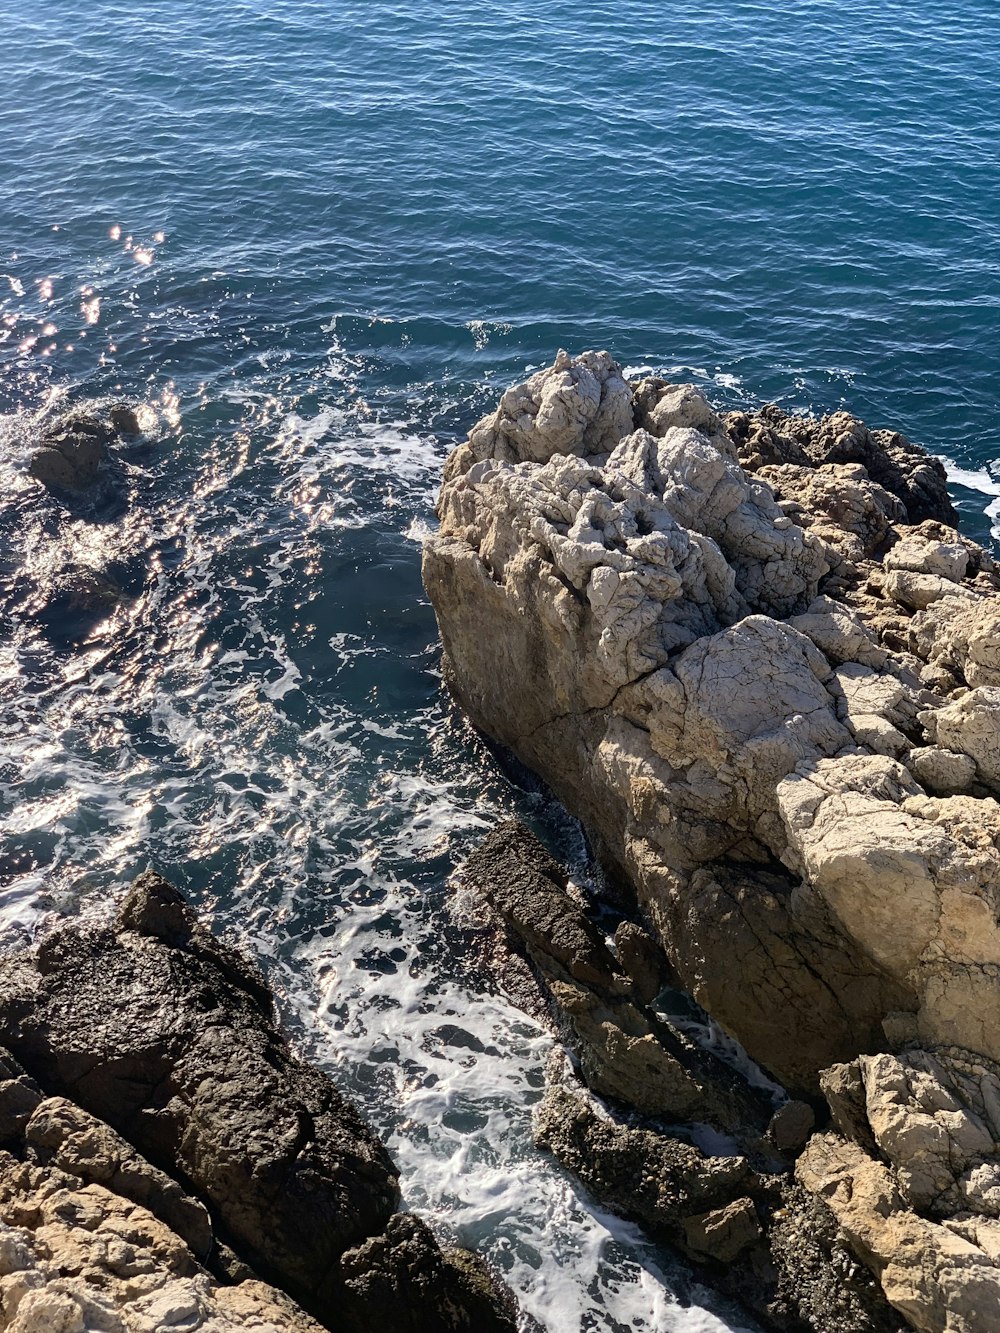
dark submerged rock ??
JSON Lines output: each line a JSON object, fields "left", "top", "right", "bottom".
{"left": 108, "top": 402, "right": 143, "bottom": 436}
{"left": 28, "top": 414, "right": 115, "bottom": 491}
{"left": 340, "top": 1214, "right": 519, "bottom": 1333}
{"left": 0, "top": 872, "right": 400, "bottom": 1306}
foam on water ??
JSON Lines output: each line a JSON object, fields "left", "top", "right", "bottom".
{"left": 3, "top": 1, "right": 1000, "bottom": 1327}
{"left": 938, "top": 456, "right": 1000, "bottom": 540}
{"left": 0, "top": 374, "right": 762, "bottom": 1330}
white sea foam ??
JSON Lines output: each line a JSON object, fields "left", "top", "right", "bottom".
{"left": 937, "top": 454, "right": 1000, "bottom": 539}
{"left": 0, "top": 394, "right": 758, "bottom": 1331}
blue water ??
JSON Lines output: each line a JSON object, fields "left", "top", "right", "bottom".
{"left": 1, "top": 3, "right": 999, "bottom": 1329}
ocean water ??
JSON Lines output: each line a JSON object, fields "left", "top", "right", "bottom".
{"left": 1, "top": 2, "right": 999, "bottom": 1329}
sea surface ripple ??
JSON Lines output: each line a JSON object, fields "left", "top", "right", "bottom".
{"left": 1, "top": 3, "right": 999, "bottom": 1329}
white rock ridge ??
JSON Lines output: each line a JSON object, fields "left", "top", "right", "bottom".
{"left": 424, "top": 349, "right": 1000, "bottom": 1088}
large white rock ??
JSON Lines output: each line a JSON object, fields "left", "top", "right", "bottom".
{"left": 424, "top": 350, "right": 1000, "bottom": 1088}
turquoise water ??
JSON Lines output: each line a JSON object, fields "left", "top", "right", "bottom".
{"left": 1, "top": 3, "right": 999, "bottom": 1329}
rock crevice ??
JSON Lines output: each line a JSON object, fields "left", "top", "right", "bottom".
{"left": 426, "top": 350, "right": 1000, "bottom": 1332}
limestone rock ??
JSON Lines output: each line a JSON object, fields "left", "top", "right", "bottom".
{"left": 798, "top": 1132, "right": 1000, "bottom": 1332}
{"left": 921, "top": 688, "right": 1000, "bottom": 791}
{"left": 885, "top": 532, "right": 969, "bottom": 582}
{"left": 910, "top": 598, "right": 1000, "bottom": 688}
{"left": 858, "top": 1051, "right": 1000, "bottom": 1219}
{"left": 0, "top": 1150, "right": 325, "bottom": 1333}
{"left": 467, "top": 348, "right": 633, "bottom": 464}
{"left": 726, "top": 403, "right": 957, "bottom": 526}
{"left": 683, "top": 1198, "right": 762, "bottom": 1264}
{"left": 23, "top": 1096, "right": 213, "bottom": 1260}
{"left": 908, "top": 747, "right": 977, "bottom": 796}
{"left": 796, "top": 1046, "right": 1000, "bottom": 1332}
{"left": 424, "top": 349, "right": 1000, "bottom": 1094}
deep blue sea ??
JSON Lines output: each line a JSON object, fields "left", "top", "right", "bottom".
{"left": 2, "top": 3, "right": 999, "bottom": 1329}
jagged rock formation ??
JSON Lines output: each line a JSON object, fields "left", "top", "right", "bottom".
{"left": 0, "top": 874, "right": 517, "bottom": 1333}
{"left": 425, "top": 350, "right": 1000, "bottom": 1331}
{"left": 462, "top": 820, "right": 772, "bottom": 1133}
{"left": 463, "top": 821, "right": 902, "bottom": 1332}
{"left": 799, "top": 1048, "right": 1000, "bottom": 1331}
{"left": 424, "top": 349, "right": 998, "bottom": 1089}
{"left": 535, "top": 1058, "right": 904, "bottom": 1333}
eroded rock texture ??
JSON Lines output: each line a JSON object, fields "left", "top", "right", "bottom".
{"left": 424, "top": 349, "right": 999, "bottom": 1092}
{"left": 0, "top": 876, "right": 517, "bottom": 1333}
{"left": 800, "top": 1048, "right": 1000, "bottom": 1331}
{"left": 426, "top": 350, "right": 1000, "bottom": 1331}
{"left": 531, "top": 1053, "right": 904, "bottom": 1333}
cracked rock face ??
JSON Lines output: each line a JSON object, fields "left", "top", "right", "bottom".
{"left": 800, "top": 1046, "right": 1000, "bottom": 1332}
{"left": 0, "top": 1152, "right": 325, "bottom": 1333}
{"left": 423, "top": 350, "right": 1000, "bottom": 1093}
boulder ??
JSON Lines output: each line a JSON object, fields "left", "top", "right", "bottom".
{"left": 793, "top": 1046, "right": 1000, "bottom": 1332}
{"left": 340, "top": 1215, "right": 518, "bottom": 1333}
{"left": 798, "top": 1133, "right": 1000, "bottom": 1333}
{"left": 28, "top": 414, "right": 114, "bottom": 491}
{"left": 683, "top": 1198, "right": 762, "bottom": 1264}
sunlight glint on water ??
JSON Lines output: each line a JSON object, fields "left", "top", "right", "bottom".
{"left": 2, "top": 1, "right": 999, "bottom": 1328}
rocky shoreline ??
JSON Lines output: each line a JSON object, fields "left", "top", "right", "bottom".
{"left": 0, "top": 873, "right": 518, "bottom": 1332}
{"left": 9, "top": 351, "right": 1000, "bottom": 1330}
{"left": 424, "top": 350, "right": 1000, "bottom": 1331}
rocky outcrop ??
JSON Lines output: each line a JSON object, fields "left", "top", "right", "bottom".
{"left": 423, "top": 349, "right": 1000, "bottom": 1097}
{"left": 27, "top": 405, "right": 139, "bottom": 493}
{"left": 0, "top": 1047, "right": 325, "bottom": 1332}
{"left": 532, "top": 1057, "right": 903, "bottom": 1333}
{"left": 799, "top": 1047, "right": 1000, "bottom": 1331}
{"left": 461, "top": 820, "right": 772, "bottom": 1134}
{"left": 0, "top": 1152, "right": 325, "bottom": 1333}
{"left": 460, "top": 820, "right": 905, "bottom": 1329}
{"left": 0, "top": 875, "right": 517, "bottom": 1333}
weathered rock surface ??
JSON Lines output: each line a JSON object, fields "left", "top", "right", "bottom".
{"left": 424, "top": 349, "right": 1000, "bottom": 1097}
{"left": 428, "top": 350, "right": 1000, "bottom": 1331}
{"left": 533, "top": 1059, "right": 904, "bottom": 1332}
{"left": 791, "top": 1047, "right": 1000, "bottom": 1332}
{"left": 461, "top": 820, "right": 772, "bottom": 1134}
{"left": 0, "top": 875, "right": 517, "bottom": 1333}
{"left": 0, "top": 1151, "right": 325, "bottom": 1333}
{"left": 340, "top": 1214, "right": 520, "bottom": 1333}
